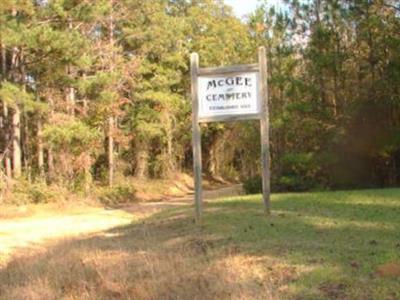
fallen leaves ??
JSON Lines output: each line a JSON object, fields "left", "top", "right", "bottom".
{"left": 376, "top": 262, "right": 400, "bottom": 278}
{"left": 319, "top": 282, "right": 348, "bottom": 299}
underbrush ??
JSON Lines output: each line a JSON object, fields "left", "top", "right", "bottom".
{"left": 96, "top": 184, "right": 136, "bottom": 206}
{"left": 0, "top": 180, "right": 68, "bottom": 205}
{"left": 0, "top": 173, "right": 191, "bottom": 207}
{"left": 243, "top": 176, "right": 262, "bottom": 194}
{"left": 0, "top": 172, "right": 225, "bottom": 208}
{"left": 243, "top": 175, "right": 325, "bottom": 194}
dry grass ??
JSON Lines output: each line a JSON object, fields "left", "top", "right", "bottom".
{"left": 0, "top": 204, "right": 135, "bottom": 267}
{"left": 0, "top": 210, "right": 300, "bottom": 300}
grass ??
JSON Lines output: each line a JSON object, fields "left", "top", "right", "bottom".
{"left": 0, "top": 189, "right": 399, "bottom": 299}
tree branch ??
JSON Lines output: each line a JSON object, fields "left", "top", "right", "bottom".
{"left": 383, "top": 2, "right": 400, "bottom": 12}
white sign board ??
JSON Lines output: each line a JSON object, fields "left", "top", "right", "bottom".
{"left": 198, "top": 72, "right": 260, "bottom": 119}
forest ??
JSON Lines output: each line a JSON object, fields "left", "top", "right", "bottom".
{"left": 1, "top": 0, "right": 400, "bottom": 203}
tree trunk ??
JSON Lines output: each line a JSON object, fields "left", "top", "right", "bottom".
{"left": 0, "top": 42, "right": 5, "bottom": 78}
{"left": 37, "top": 118, "right": 44, "bottom": 178}
{"left": 108, "top": 116, "right": 114, "bottom": 186}
{"left": 82, "top": 73, "right": 88, "bottom": 116}
{"left": 68, "top": 86, "right": 75, "bottom": 116}
{"left": 1, "top": 43, "right": 12, "bottom": 179}
{"left": 207, "top": 135, "right": 218, "bottom": 177}
{"left": 67, "top": 17, "right": 75, "bottom": 116}
{"left": 22, "top": 111, "right": 30, "bottom": 181}
{"left": 164, "top": 111, "right": 175, "bottom": 177}
{"left": 2, "top": 105, "right": 12, "bottom": 179}
{"left": 10, "top": 37, "right": 21, "bottom": 178}
{"left": 314, "top": 1, "right": 329, "bottom": 112}
{"left": 107, "top": 0, "right": 115, "bottom": 186}
{"left": 47, "top": 95, "right": 55, "bottom": 182}
{"left": 20, "top": 58, "right": 30, "bottom": 181}
{"left": 9, "top": 9, "right": 22, "bottom": 178}
{"left": 12, "top": 106, "right": 22, "bottom": 178}
{"left": 47, "top": 147, "right": 55, "bottom": 182}
{"left": 135, "top": 140, "right": 149, "bottom": 178}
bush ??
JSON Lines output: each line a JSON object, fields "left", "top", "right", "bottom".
{"left": 3, "top": 180, "right": 59, "bottom": 205}
{"left": 272, "top": 175, "right": 321, "bottom": 192}
{"left": 97, "top": 184, "right": 136, "bottom": 206}
{"left": 272, "top": 152, "right": 321, "bottom": 192}
{"left": 243, "top": 176, "right": 262, "bottom": 195}
{"left": 28, "top": 184, "right": 57, "bottom": 204}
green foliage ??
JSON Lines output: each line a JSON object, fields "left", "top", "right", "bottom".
{"left": 97, "top": 184, "right": 136, "bottom": 206}
{"left": 275, "top": 152, "right": 321, "bottom": 191}
{"left": 243, "top": 176, "right": 262, "bottom": 195}
{"left": 1, "top": 0, "right": 399, "bottom": 194}
{"left": 26, "top": 183, "right": 58, "bottom": 204}
{"left": 42, "top": 120, "right": 100, "bottom": 154}
{"left": 0, "top": 81, "right": 45, "bottom": 112}
{"left": 4, "top": 180, "right": 60, "bottom": 205}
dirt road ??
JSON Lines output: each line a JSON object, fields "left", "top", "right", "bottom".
{"left": 0, "top": 185, "right": 243, "bottom": 266}
{"left": 0, "top": 208, "right": 134, "bottom": 266}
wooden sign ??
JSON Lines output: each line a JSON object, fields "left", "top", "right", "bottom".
{"left": 191, "top": 47, "right": 270, "bottom": 223}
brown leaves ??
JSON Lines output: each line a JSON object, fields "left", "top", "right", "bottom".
{"left": 319, "top": 282, "right": 348, "bottom": 299}
{"left": 376, "top": 262, "right": 400, "bottom": 278}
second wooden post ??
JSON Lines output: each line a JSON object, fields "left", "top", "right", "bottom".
{"left": 259, "top": 46, "right": 271, "bottom": 214}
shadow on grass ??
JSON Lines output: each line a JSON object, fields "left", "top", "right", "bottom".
{"left": 1, "top": 189, "right": 399, "bottom": 299}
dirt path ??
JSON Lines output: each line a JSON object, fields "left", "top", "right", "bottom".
{"left": 0, "top": 184, "right": 243, "bottom": 266}
{"left": 0, "top": 208, "right": 134, "bottom": 266}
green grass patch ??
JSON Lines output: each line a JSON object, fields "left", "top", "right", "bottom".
{"left": 150, "top": 188, "right": 400, "bottom": 299}
{"left": 198, "top": 189, "right": 400, "bottom": 299}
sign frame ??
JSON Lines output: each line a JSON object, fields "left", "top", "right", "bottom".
{"left": 190, "top": 47, "right": 271, "bottom": 223}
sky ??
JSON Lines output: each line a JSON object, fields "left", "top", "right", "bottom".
{"left": 224, "top": 0, "right": 283, "bottom": 18}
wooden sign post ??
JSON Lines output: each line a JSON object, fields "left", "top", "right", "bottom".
{"left": 190, "top": 47, "right": 270, "bottom": 223}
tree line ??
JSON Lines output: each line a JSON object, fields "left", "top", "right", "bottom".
{"left": 0, "top": 0, "right": 399, "bottom": 197}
